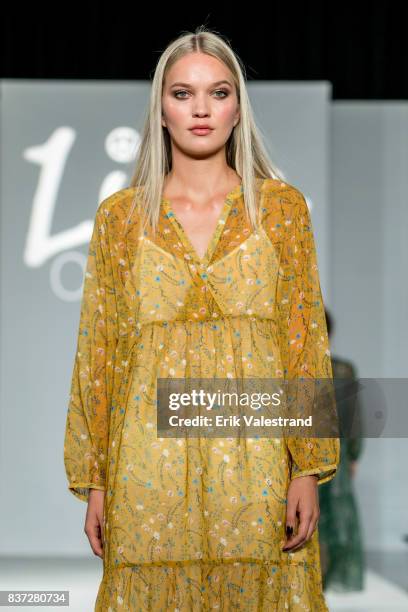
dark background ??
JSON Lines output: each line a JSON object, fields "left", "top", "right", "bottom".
{"left": 1, "top": 4, "right": 405, "bottom": 99}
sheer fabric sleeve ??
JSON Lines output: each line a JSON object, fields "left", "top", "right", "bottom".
{"left": 63, "top": 204, "right": 118, "bottom": 502}
{"left": 277, "top": 191, "right": 340, "bottom": 486}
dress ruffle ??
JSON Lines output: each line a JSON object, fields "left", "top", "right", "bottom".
{"left": 95, "top": 557, "right": 329, "bottom": 611}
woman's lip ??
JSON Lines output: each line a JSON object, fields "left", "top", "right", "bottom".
{"left": 190, "top": 128, "right": 212, "bottom": 135}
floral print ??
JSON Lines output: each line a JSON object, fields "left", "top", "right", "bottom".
{"left": 64, "top": 177, "right": 340, "bottom": 610}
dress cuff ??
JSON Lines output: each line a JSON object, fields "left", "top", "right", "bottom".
{"left": 67, "top": 482, "right": 106, "bottom": 503}
{"left": 290, "top": 464, "right": 338, "bottom": 486}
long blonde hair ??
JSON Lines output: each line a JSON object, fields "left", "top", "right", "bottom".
{"left": 126, "top": 25, "right": 285, "bottom": 235}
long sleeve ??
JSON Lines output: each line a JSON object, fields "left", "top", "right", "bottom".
{"left": 277, "top": 190, "right": 340, "bottom": 486}
{"left": 63, "top": 204, "right": 118, "bottom": 502}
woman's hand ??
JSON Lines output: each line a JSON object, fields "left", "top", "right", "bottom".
{"left": 281, "top": 474, "right": 319, "bottom": 552}
{"left": 85, "top": 489, "right": 105, "bottom": 558}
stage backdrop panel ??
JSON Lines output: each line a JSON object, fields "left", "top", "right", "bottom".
{"left": 331, "top": 102, "right": 408, "bottom": 553}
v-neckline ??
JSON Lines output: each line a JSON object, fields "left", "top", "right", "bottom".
{"left": 162, "top": 182, "right": 243, "bottom": 267}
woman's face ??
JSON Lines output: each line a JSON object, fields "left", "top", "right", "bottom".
{"left": 161, "top": 52, "right": 240, "bottom": 157}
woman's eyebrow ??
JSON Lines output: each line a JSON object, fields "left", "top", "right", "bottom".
{"left": 169, "top": 80, "right": 233, "bottom": 88}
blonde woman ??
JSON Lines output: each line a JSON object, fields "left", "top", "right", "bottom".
{"left": 64, "top": 25, "right": 340, "bottom": 611}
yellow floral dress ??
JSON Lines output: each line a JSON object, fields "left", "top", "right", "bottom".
{"left": 63, "top": 177, "right": 340, "bottom": 611}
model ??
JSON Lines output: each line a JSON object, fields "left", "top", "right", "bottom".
{"left": 319, "top": 309, "right": 365, "bottom": 592}
{"left": 64, "top": 25, "right": 340, "bottom": 611}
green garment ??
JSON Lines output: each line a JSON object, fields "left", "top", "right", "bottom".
{"left": 318, "top": 356, "right": 365, "bottom": 592}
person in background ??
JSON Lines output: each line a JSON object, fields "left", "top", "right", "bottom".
{"left": 318, "top": 307, "right": 366, "bottom": 592}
